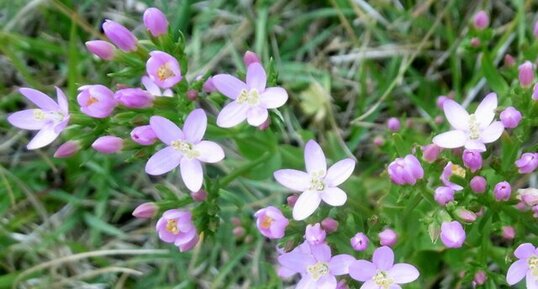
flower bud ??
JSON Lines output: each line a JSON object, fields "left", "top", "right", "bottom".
{"left": 336, "top": 280, "right": 349, "bottom": 289}
{"left": 518, "top": 61, "right": 534, "bottom": 88}
{"left": 190, "top": 189, "right": 207, "bottom": 202}
{"left": 434, "top": 115, "right": 444, "bottom": 124}
{"left": 305, "top": 223, "right": 326, "bottom": 245}
{"left": 130, "top": 125, "right": 157, "bottom": 145}
{"left": 378, "top": 228, "right": 397, "bottom": 247}
{"left": 92, "top": 136, "right": 123, "bottom": 154}
{"left": 321, "top": 217, "right": 339, "bottom": 233}
{"left": 143, "top": 7, "right": 169, "bottom": 37}
{"left": 373, "top": 136, "right": 384, "bottom": 146}
{"left": 132, "top": 202, "right": 158, "bottom": 219}
{"left": 422, "top": 144, "right": 441, "bottom": 163}
{"left": 473, "top": 271, "right": 487, "bottom": 287}
{"left": 388, "top": 154, "right": 424, "bottom": 185}
{"left": 254, "top": 206, "right": 289, "bottom": 239}
{"left": 231, "top": 217, "right": 241, "bottom": 226}
{"left": 203, "top": 77, "right": 217, "bottom": 93}
{"left": 517, "top": 188, "right": 538, "bottom": 207}
{"left": 186, "top": 90, "right": 198, "bottom": 101}
{"left": 504, "top": 54, "right": 515, "bottom": 67}
{"left": 440, "top": 221, "right": 466, "bottom": 248}
{"left": 54, "top": 141, "right": 80, "bottom": 158}
{"left": 350, "top": 232, "right": 369, "bottom": 251}
{"left": 85, "top": 40, "right": 115, "bottom": 60}
{"left": 233, "top": 226, "right": 246, "bottom": 238}
{"left": 455, "top": 208, "right": 477, "bottom": 223}
{"left": 473, "top": 11, "right": 489, "bottom": 30}
{"left": 515, "top": 152, "right": 538, "bottom": 174}
{"left": 501, "top": 226, "right": 515, "bottom": 240}
{"left": 470, "top": 37, "right": 481, "bottom": 48}
{"left": 534, "top": 21, "right": 538, "bottom": 38}
{"left": 102, "top": 19, "right": 138, "bottom": 52}
{"left": 500, "top": 106, "right": 522, "bottom": 129}
{"left": 243, "top": 51, "right": 261, "bottom": 67}
{"left": 434, "top": 186, "right": 455, "bottom": 206}
{"left": 533, "top": 84, "right": 538, "bottom": 101}
{"left": 462, "top": 149, "right": 482, "bottom": 172}
{"left": 287, "top": 195, "right": 298, "bottom": 207}
{"left": 494, "top": 181, "right": 511, "bottom": 201}
{"left": 470, "top": 176, "right": 487, "bottom": 194}
{"left": 387, "top": 117, "right": 400, "bottom": 132}
{"left": 114, "top": 88, "right": 154, "bottom": 108}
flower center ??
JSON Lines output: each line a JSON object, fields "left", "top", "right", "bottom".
{"left": 166, "top": 219, "right": 179, "bottom": 234}
{"left": 260, "top": 216, "right": 273, "bottom": 229}
{"left": 86, "top": 95, "right": 99, "bottom": 106}
{"left": 33, "top": 109, "right": 45, "bottom": 120}
{"left": 309, "top": 171, "right": 326, "bottom": 191}
{"left": 373, "top": 271, "right": 394, "bottom": 289}
{"left": 451, "top": 164, "right": 466, "bottom": 178}
{"left": 237, "top": 89, "right": 260, "bottom": 106}
{"left": 529, "top": 257, "right": 538, "bottom": 276}
{"left": 158, "top": 64, "right": 175, "bottom": 81}
{"left": 171, "top": 140, "right": 200, "bottom": 159}
{"left": 307, "top": 262, "right": 329, "bottom": 281}
{"left": 468, "top": 114, "right": 480, "bottom": 140}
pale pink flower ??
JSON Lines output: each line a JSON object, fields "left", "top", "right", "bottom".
{"left": 146, "top": 51, "right": 182, "bottom": 89}
{"left": 77, "top": 85, "right": 117, "bottom": 118}
{"left": 142, "top": 76, "right": 173, "bottom": 97}
{"left": 254, "top": 206, "right": 289, "bottom": 239}
{"left": 440, "top": 162, "right": 464, "bottom": 191}
{"left": 156, "top": 209, "right": 199, "bottom": 252}
{"left": 305, "top": 223, "right": 326, "bottom": 245}
{"left": 440, "top": 221, "right": 466, "bottom": 248}
{"left": 506, "top": 243, "right": 538, "bottom": 287}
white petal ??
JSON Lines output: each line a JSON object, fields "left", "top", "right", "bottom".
{"left": 180, "top": 158, "right": 203, "bottom": 192}
{"left": 55, "top": 86, "right": 69, "bottom": 113}
{"left": 212, "top": 74, "right": 246, "bottom": 100}
{"left": 246, "top": 63, "right": 266, "bottom": 92}
{"left": 325, "top": 158, "right": 355, "bottom": 187}
{"left": 8, "top": 109, "right": 46, "bottom": 130}
{"left": 216, "top": 101, "right": 249, "bottom": 128}
{"left": 246, "top": 106, "right": 268, "bottom": 126}
{"left": 260, "top": 87, "right": 288, "bottom": 109}
{"left": 464, "top": 140, "right": 486, "bottom": 152}
{"left": 150, "top": 116, "right": 184, "bottom": 145}
{"left": 145, "top": 146, "right": 182, "bottom": 175}
{"left": 320, "top": 187, "right": 347, "bottom": 206}
{"left": 388, "top": 263, "right": 419, "bottom": 284}
{"left": 19, "top": 88, "right": 60, "bottom": 111}
{"left": 480, "top": 121, "right": 504, "bottom": 144}
{"left": 27, "top": 126, "right": 61, "bottom": 150}
{"left": 304, "top": 140, "right": 327, "bottom": 175}
{"left": 183, "top": 109, "right": 207, "bottom": 143}
{"left": 273, "top": 169, "right": 311, "bottom": 191}
{"left": 432, "top": 130, "right": 467, "bottom": 149}
{"left": 528, "top": 272, "right": 538, "bottom": 289}
{"left": 142, "top": 76, "right": 162, "bottom": 96}
{"left": 293, "top": 191, "right": 321, "bottom": 221}
{"left": 506, "top": 260, "right": 528, "bottom": 285}
{"left": 443, "top": 99, "right": 469, "bottom": 130}
{"left": 195, "top": 141, "right": 225, "bottom": 163}
{"left": 474, "top": 92, "right": 497, "bottom": 128}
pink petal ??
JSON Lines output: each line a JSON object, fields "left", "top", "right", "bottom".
{"left": 296, "top": 276, "right": 317, "bottom": 289}
{"left": 180, "top": 158, "right": 203, "bottom": 192}
{"left": 515, "top": 243, "right": 536, "bottom": 259}
{"left": 293, "top": 190, "right": 321, "bottom": 220}
{"left": 150, "top": 116, "right": 184, "bottom": 145}
{"left": 246, "top": 106, "right": 268, "bottom": 126}
{"left": 183, "top": 109, "right": 207, "bottom": 143}
{"left": 474, "top": 92, "right": 497, "bottom": 128}
{"left": 372, "top": 246, "right": 394, "bottom": 271}
{"left": 506, "top": 259, "right": 528, "bottom": 285}
{"left": 19, "top": 88, "right": 60, "bottom": 111}
{"left": 432, "top": 130, "right": 467, "bottom": 149}
{"left": 145, "top": 146, "right": 182, "bottom": 175}
{"left": 320, "top": 187, "right": 347, "bottom": 206}
{"left": 278, "top": 248, "right": 315, "bottom": 273}
{"left": 464, "top": 140, "right": 486, "bottom": 152}
{"left": 349, "top": 260, "right": 376, "bottom": 281}
{"left": 260, "top": 87, "right": 288, "bottom": 109}
{"left": 55, "top": 86, "right": 69, "bottom": 113}
{"left": 212, "top": 74, "right": 246, "bottom": 100}
{"left": 304, "top": 140, "right": 327, "bottom": 175}
{"left": 311, "top": 243, "right": 332, "bottom": 262}
{"left": 329, "top": 254, "right": 356, "bottom": 275}
{"left": 8, "top": 109, "right": 46, "bottom": 130}
{"left": 443, "top": 99, "right": 469, "bottom": 130}
{"left": 27, "top": 126, "right": 60, "bottom": 150}
{"left": 388, "top": 263, "right": 419, "bottom": 284}
{"left": 360, "top": 280, "right": 380, "bottom": 289}
{"left": 528, "top": 272, "right": 538, "bottom": 289}
{"left": 194, "top": 141, "right": 225, "bottom": 163}
{"left": 273, "top": 169, "right": 311, "bottom": 191}
{"left": 216, "top": 101, "right": 249, "bottom": 128}
{"left": 142, "top": 76, "right": 161, "bottom": 96}
{"left": 316, "top": 275, "right": 337, "bottom": 289}
{"left": 325, "top": 158, "right": 355, "bottom": 187}
{"left": 480, "top": 121, "right": 504, "bottom": 143}
{"left": 246, "top": 63, "right": 267, "bottom": 92}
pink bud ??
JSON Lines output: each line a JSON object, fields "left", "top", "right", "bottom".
{"left": 473, "top": 11, "right": 489, "bottom": 30}
{"left": 533, "top": 84, "right": 538, "bottom": 101}
{"left": 203, "top": 77, "right": 217, "bottom": 93}
{"left": 233, "top": 226, "right": 246, "bottom": 238}
{"left": 350, "top": 232, "right": 369, "bottom": 251}
{"left": 517, "top": 188, "right": 538, "bottom": 207}
{"left": 455, "top": 208, "right": 477, "bottom": 223}
{"left": 102, "top": 19, "right": 138, "bottom": 52}
{"left": 534, "top": 21, "right": 538, "bottom": 38}
{"left": 336, "top": 280, "right": 349, "bottom": 289}
{"left": 518, "top": 61, "right": 534, "bottom": 88}
{"left": 434, "top": 115, "right": 444, "bottom": 124}
{"left": 388, "top": 154, "right": 424, "bottom": 185}
{"left": 422, "top": 144, "right": 442, "bottom": 163}
{"left": 231, "top": 217, "right": 241, "bottom": 226}
{"left": 85, "top": 40, "right": 115, "bottom": 60}
{"left": 501, "top": 226, "right": 515, "bottom": 240}
{"left": 373, "top": 136, "right": 384, "bottom": 146}
{"left": 493, "top": 181, "right": 511, "bottom": 201}
{"left": 504, "top": 54, "right": 515, "bottom": 67}
{"left": 186, "top": 90, "right": 198, "bottom": 101}
{"left": 287, "top": 195, "right": 298, "bottom": 207}
{"left": 462, "top": 149, "right": 482, "bottom": 172}
{"left": 77, "top": 85, "right": 117, "bottom": 118}
{"left": 470, "top": 37, "right": 481, "bottom": 47}
{"left": 387, "top": 117, "right": 401, "bottom": 132}
{"left": 143, "top": 7, "right": 169, "bottom": 37}
{"left": 243, "top": 51, "right": 261, "bottom": 66}
{"left": 500, "top": 106, "right": 522, "bottom": 129}
{"left": 434, "top": 186, "right": 455, "bottom": 206}
{"left": 515, "top": 153, "right": 538, "bottom": 174}
{"left": 321, "top": 217, "right": 339, "bottom": 233}
{"left": 440, "top": 221, "right": 466, "bottom": 248}
{"left": 92, "top": 136, "right": 123, "bottom": 154}
{"left": 190, "top": 189, "right": 207, "bottom": 202}
{"left": 130, "top": 125, "right": 157, "bottom": 145}
{"left": 305, "top": 223, "right": 326, "bottom": 245}
{"left": 132, "top": 202, "right": 157, "bottom": 218}
{"left": 378, "top": 228, "right": 397, "bottom": 247}
{"left": 114, "top": 88, "right": 154, "bottom": 108}
{"left": 54, "top": 141, "right": 80, "bottom": 158}
{"left": 254, "top": 206, "right": 289, "bottom": 239}
{"left": 473, "top": 271, "right": 487, "bottom": 287}
{"left": 257, "top": 118, "right": 271, "bottom": 131}
{"left": 436, "top": 96, "right": 450, "bottom": 109}
{"left": 470, "top": 176, "right": 487, "bottom": 193}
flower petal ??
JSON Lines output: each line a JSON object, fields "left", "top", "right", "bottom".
{"left": 260, "top": 87, "right": 288, "bottom": 109}
{"left": 474, "top": 92, "right": 497, "bottom": 128}
{"left": 246, "top": 106, "right": 268, "bottom": 126}
{"left": 311, "top": 243, "right": 332, "bottom": 262}
{"left": 528, "top": 272, "right": 538, "bottom": 289}
{"left": 278, "top": 246, "right": 315, "bottom": 274}
{"left": 515, "top": 243, "right": 536, "bottom": 259}
{"left": 26, "top": 126, "right": 61, "bottom": 150}
{"left": 142, "top": 75, "right": 161, "bottom": 96}
{"left": 293, "top": 190, "right": 321, "bottom": 220}
{"left": 316, "top": 275, "right": 337, "bottom": 289}
{"left": 150, "top": 116, "right": 184, "bottom": 145}
{"left": 464, "top": 140, "right": 486, "bottom": 152}
{"left": 325, "top": 158, "right": 355, "bottom": 187}
{"left": 145, "top": 146, "right": 182, "bottom": 175}
{"left": 372, "top": 246, "right": 394, "bottom": 271}
{"left": 273, "top": 169, "right": 311, "bottom": 191}
{"left": 480, "top": 121, "right": 504, "bottom": 144}
{"left": 329, "top": 254, "right": 356, "bottom": 275}
{"left": 8, "top": 109, "right": 46, "bottom": 130}
{"left": 443, "top": 99, "right": 469, "bottom": 130}
{"left": 246, "top": 63, "right": 266, "bottom": 92}
{"left": 296, "top": 276, "right": 317, "bottom": 289}
{"left": 320, "top": 187, "right": 347, "bottom": 206}
{"left": 360, "top": 280, "right": 380, "bottom": 289}
{"left": 55, "top": 86, "right": 69, "bottom": 113}
{"left": 349, "top": 260, "right": 376, "bottom": 281}
{"left": 388, "top": 263, "right": 419, "bottom": 284}
{"left": 194, "top": 141, "right": 225, "bottom": 163}
{"left": 180, "top": 158, "right": 203, "bottom": 192}
{"left": 506, "top": 259, "right": 528, "bottom": 285}
{"left": 19, "top": 88, "right": 60, "bottom": 111}
{"left": 304, "top": 140, "right": 327, "bottom": 175}
{"left": 212, "top": 74, "right": 246, "bottom": 99}
{"left": 216, "top": 101, "right": 249, "bottom": 128}
{"left": 183, "top": 109, "right": 207, "bottom": 143}
{"left": 432, "top": 130, "right": 467, "bottom": 149}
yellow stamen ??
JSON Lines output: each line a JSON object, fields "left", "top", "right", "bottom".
{"left": 166, "top": 219, "right": 179, "bottom": 234}
{"left": 158, "top": 64, "right": 175, "bottom": 81}
{"left": 260, "top": 216, "right": 273, "bottom": 229}
{"left": 307, "top": 262, "right": 329, "bottom": 280}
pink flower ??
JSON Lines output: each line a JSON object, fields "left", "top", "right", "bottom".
{"left": 506, "top": 243, "right": 538, "bottom": 287}
{"left": 114, "top": 88, "right": 154, "bottom": 108}
{"left": 243, "top": 50, "right": 260, "bottom": 66}
{"left": 202, "top": 77, "right": 217, "bottom": 93}
{"left": 131, "top": 125, "right": 157, "bottom": 145}
{"left": 422, "top": 144, "right": 442, "bottom": 163}
{"left": 473, "top": 11, "right": 489, "bottom": 30}
{"left": 494, "top": 181, "right": 511, "bottom": 201}
{"left": 517, "top": 188, "right": 538, "bottom": 207}
{"left": 516, "top": 153, "right": 538, "bottom": 174}
{"left": 156, "top": 209, "right": 199, "bottom": 252}
{"left": 462, "top": 149, "right": 482, "bottom": 172}
{"left": 502, "top": 226, "right": 516, "bottom": 240}
{"left": 470, "top": 176, "right": 487, "bottom": 193}
{"left": 379, "top": 229, "right": 398, "bottom": 247}
{"left": 440, "top": 221, "right": 466, "bottom": 248}
{"left": 278, "top": 241, "right": 355, "bottom": 288}
{"left": 440, "top": 162, "right": 464, "bottom": 191}
{"left": 349, "top": 246, "right": 419, "bottom": 287}
{"left": 132, "top": 202, "right": 158, "bottom": 219}
{"left": 433, "top": 93, "right": 503, "bottom": 152}
{"left": 8, "top": 87, "right": 70, "bottom": 150}
{"left": 92, "top": 136, "right": 123, "bottom": 154}
{"left": 500, "top": 106, "right": 522, "bottom": 129}
{"left": 387, "top": 117, "right": 401, "bottom": 132}
{"left": 85, "top": 40, "right": 115, "bottom": 60}
{"left": 387, "top": 154, "right": 424, "bottom": 185}
{"left": 143, "top": 7, "right": 169, "bottom": 37}
{"left": 142, "top": 76, "right": 173, "bottom": 97}
{"left": 434, "top": 186, "right": 455, "bottom": 206}
{"left": 53, "top": 141, "right": 80, "bottom": 158}
{"left": 213, "top": 63, "right": 288, "bottom": 127}
{"left": 102, "top": 19, "right": 138, "bottom": 52}
{"left": 305, "top": 223, "right": 326, "bottom": 245}
{"left": 350, "top": 232, "right": 369, "bottom": 251}
{"left": 519, "top": 61, "right": 534, "bottom": 88}
{"left": 145, "top": 109, "right": 225, "bottom": 192}
{"left": 274, "top": 140, "right": 355, "bottom": 220}
{"left": 254, "top": 206, "right": 289, "bottom": 239}
{"left": 146, "top": 51, "right": 182, "bottom": 89}
{"left": 77, "top": 85, "right": 117, "bottom": 118}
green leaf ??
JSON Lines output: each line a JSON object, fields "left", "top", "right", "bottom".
{"left": 481, "top": 53, "right": 509, "bottom": 95}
